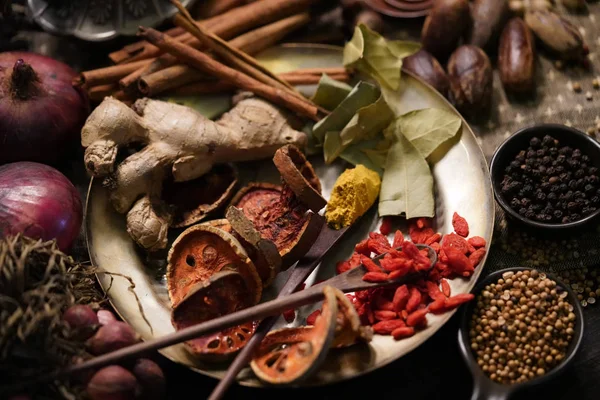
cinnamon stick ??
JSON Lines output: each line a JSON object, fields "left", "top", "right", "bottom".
{"left": 192, "top": 0, "right": 252, "bottom": 19}
{"left": 74, "top": 59, "right": 152, "bottom": 87}
{"left": 138, "top": 13, "right": 310, "bottom": 97}
{"left": 110, "top": 25, "right": 185, "bottom": 64}
{"left": 138, "top": 26, "right": 318, "bottom": 120}
{"left": 88, "top": 84, "right": 131, "bottom": 103}
{"left": 279, "top": 72, "right": 351, "bottom": 85}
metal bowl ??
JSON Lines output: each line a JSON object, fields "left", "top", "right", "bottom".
{"left": 28, "top": 0, "right": 198, "bottom": 42}
{"left": 490, "top": 123, "right": 600, "bottom": 231}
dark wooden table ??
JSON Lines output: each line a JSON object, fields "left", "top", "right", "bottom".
{"left": 5, "top": 10, "right": 600, "bottom": 400}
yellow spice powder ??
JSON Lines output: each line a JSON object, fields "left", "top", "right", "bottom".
{"left": 325, "top": 164, "right": 381, "bottom": 229}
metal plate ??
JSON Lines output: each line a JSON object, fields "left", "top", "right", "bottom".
{"left": 85, "top": 44, "right": 494, "bottom": 387}
{"left": 27, "top": 0, "right": 197, "bottom": 42}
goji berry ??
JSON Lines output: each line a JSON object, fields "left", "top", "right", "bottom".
{"left": 283, "top": 309, "right": 295, "bottom": 323}
{"left": 374, "top": 310, "right": 397, "bottom": 321}
{"left": 406, "top": 308, "right": 429, "bottom": 327}
{"left": 368, "top": 239, "right": 393, "bottom": 255}
{"left": 380, "top": 217, "right": 393, "bottom": 235}
{"left": 441, "top": 233, "right": 470, "bottom": 255}
{"left": 306, "top": 309, "right": 321, "bottom": 325}
{"left": 361, "top": 255, "right": 383, "bottom": 273}
{"left": 425, "top": 233, "right": 442, "bottom": 245}
{"left": 375, "top": 296, "right": 395, "bottom": 311}
{"left": 391, "top": 326, "right": 415, "bottom": 340}
{"left": 414, "top": 217, "right": 432, "bottom": 229}
{"left": 428, "top": 269, "right": 441, "bottom": 282}
{"left": 425, "top": 281, "right": 445, "bottom": 301}
{"left": 366, "top": 307, "right": 375, "bottom": 325}
{"left": 406, "top": 287, "right": 422, "bottom": 313}
{"left": 467, "top": 236, "right": 487, "bottom": 249}
{"left": 444, "top": 293, "right": 475, "bottom": 310}
{"left": 439, "top": 249, "right": 449, "bottom": 263}
{"left": 401, "top": 310, "right": 408, "bottom": 320}
{"left": 446, "top": 247, "right": 475, "bottom": 276}
{"left": 441, "top": 279, "right": 451, "bottom": 297}
{"left": 410, "top": 227, "right": 435, "bottom": 244}
{"left": 452, "top": 212, "right": 469, "bottom": 237}
{"left": 467, "top": 243, "right": 477, "bottom": 254}
{"left": 403, "top": 241, "right": 431, "bottom": 271}
{"left": 429, "top": 298, "right": 447, "bottom": 314}
{"left": 373, "top": 319, "right": 406, "bottom": 334}
{"left": 392, "top": 285, "right": 410, "bottom": 312}
{"left": 392, "top": 230, "right": 405, "bottom": 248}
{"left": 389, "top": 268, "right": 412, "bottom": 280}
{"left": 369, "top": 232, "right": 391, "bottom": 247}
{"left": 380, "top": 256, "right": 413, "bottom": 272}
{"left": 336, "top": 252, "right": 362, "bottom": 274}
{"left": 362, "top": 271, "right": 390, "bottom": 282}
{"left": 355, "top": 239, "right": 370, "bottom": 255}
{"left": 430, "top": 242, "right": 441, "bottom": 253}
{"left": 469, "top": 248, "right": 487, "bottom": 268}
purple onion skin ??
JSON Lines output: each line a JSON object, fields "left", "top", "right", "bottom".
{"left": 0, "top": 52, "right": 90, "bottom": 166}
{"left": 0, "top": 162, "right": 83, "bottom": 252}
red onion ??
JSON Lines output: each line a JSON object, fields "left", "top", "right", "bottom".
{"left": 132, "top": 359, "right": 166, "bottom": 400}
{"left": 97, "top": 309, "right": 118, "bottom": 326}
{"left": 0, "top": 52, "right": 89, "bottom": 165}
{"left": 87, "top": 365, "right": 139, "bottom": 400}
{"left": 86, "top": 322, "right": 140, "bottom": 356}
{"left": 63, "top": 304, "right": 99, "bottom": 340}
{"left": 0, "top": 161, "right": 82, "bottom": 252}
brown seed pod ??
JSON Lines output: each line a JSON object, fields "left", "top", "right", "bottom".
{"left": 273, "top": 144, "right": 326, "bottom": 213}
{"left": 402, "top": 49, "right": 450, "bottom": 97}
{"left": 421, "top": 0, "right": 471, "bottom": 62}
{"left": 162, "top": 163, "right": 238, "bottom": 228}
{"left": 166, "top": 224, "right": 262, "bottom": 308}
{"left": 466, "top": 0, "right": 510, "bottom": 51}
{"left": 226, "top": 206, "right": 282, "bottom": 287}
{"left": 229, "top": 182, "right": 282, "bottom": 222}
{"left": 171, "top": 270, "right": 258, "bottom": 362}
{"left": 524, "top": 10, "right": 586, "bottom": 61}
{"left": 447, "top": 45, "right": 493, "bottom": 118}
{"left": 498, "top": 17, "right": 536, "bottom": 94}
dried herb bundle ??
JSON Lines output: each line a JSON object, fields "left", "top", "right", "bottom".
{"left": 0, "top": 234, "right": 104, "bottom": 398}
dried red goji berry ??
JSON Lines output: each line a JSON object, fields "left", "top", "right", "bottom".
{"left": 439, "top": 249, "right": 449, "bottom": 263}
{"left": 361, "top": 255, "right": 383, "bottom": 273}
{"left": 372, "top": 319, "right": 406, "bottom": 335}
{"left": 401, "top": 310, "right": 408, "bottom": 319}
{"left": 380, "top": 217, "right": 393, "bottom": 236}
{"left": 406, "top": 308, "right": 429, "bottom": 327}
{"left": 428, "top": 269, "right": 441, "bottom": 282}
{"left": 469, "top": 248, "right": 487, "bottom": 268}
{"left": 283, "top": 309, "right": 295, "bottom": 323}
{"left": 406, "top": 287, "right": 422, "bottom": 313}
{"left": 362, "top": 271, "right": 390, "bottom": 282}
{"left": 368, "top": 239, "right": 393, "bottom": 255}
{"left": 441, "top": 233, "right": 470, "bottom": 255}
{"left": 366, "top": 307, "right": 375, "bottom": 325}
{"left": 355, "top": 239, "right": 371, "bottom": 255}
{"left": 425, "top": 233, "right": 442, "bottom": 245}
{"left": 429, "top": 298, "right": 447, "bottom": 314}
{"left": 441, "top": 279, "right": 451, "bottom": 297}
{"left": 430, "top": 242, "right": 441, "bottom": 253}
{"left": 374, "top": 310, "right": 398, "bottom": 321}
{"left": 392, "top": 230, "right": 405, "bottom": 248}
{"left": 392, "top": 285, "right": 410, "bottom": 312}
{"left": 425, "top": 281, "right": 445, "bottom": 301}
{"left": 410, "top": 227, "right": 435, "bottom": 244}
{"left": 389, "top": 268, "right": 412, "bottom": 280}
{"left": 369, "top": 232, "right": 391, "bottom": 247}
{"left": 375, "top": 296, "right": 395, "bottom": 311}
{"left": 446, "top": 247, "right": 475, "bottom": 276}
{"left": 403, "top": 241, "right": 431, "bottom": 271}
{"left": 444, "top": 293, "right": 475, "bottom": 310}
{"left": 467, "top": 236, "right": 487, "bottom": 249}
{"left": 380, "top": 257, "right": 413, "bottom": 272}
{"left": 306, "top": 309, "right": 321, "bottom": 325}
{"left": 452, "top": 212, "right": 469, "bottom": 237}
{"left": 414, "top": 217, "right": 432, "bottom": 229}
{"left": 391, "top": 326, "right": 415, "bottom": 340}
{"left": 336, "top": 252, "right": 362, "bottom": 274}
{"left": 467, "top": 243, "right": 477, "bottom": 254}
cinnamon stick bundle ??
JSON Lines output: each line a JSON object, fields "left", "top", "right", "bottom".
{"left": 192, "top": 0, "right": 253, "bottom": 19}
{"left": 74, "top": 59, "right": 152, "bottom": 87}
{"left": 138, "top": 27, "right": 318, "bottom": 120}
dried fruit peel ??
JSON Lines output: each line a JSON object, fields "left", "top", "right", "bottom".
{"left": 325, "top": 164, "right": 381, "bottom": 229}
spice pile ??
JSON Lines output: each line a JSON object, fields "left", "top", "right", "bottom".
{"left": 469, "top": 270, "right": 577, "bottom": 384}
{"left": 499, "top": 135, "right": 600, "bottom": 224}
{"left": 310, "top": 213, "right": 488, "bottom": 340}
{"left": 555, "top": 267, "right": 600, "bottom": 308}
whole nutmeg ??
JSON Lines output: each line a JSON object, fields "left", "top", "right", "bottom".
{"left": 466, "top": 0, "right": 510, "bottom": 51}
{"left": 524, "top": 10, "right": 586, "bottom": 60}
{"left": 447, "top": 45, "right": 493, "bottom": 118}
{"left": 421, "top": 0, "right": 471, "bottom": 62}
{"left": 402, "top": 49, "right": 450, "bottom": 97}
{"left": 499, "top": 17, "right": 536, "bottom": 93}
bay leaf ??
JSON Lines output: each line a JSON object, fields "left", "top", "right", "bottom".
{"left": 302, "top": 121, "right": 322, "bottom": 156}
{"left": 311, "top": 73, "right": 353, "bottom": 111}
{"left": 339, "top": 93, "right": 394, "bottom": 146}
{"left": 386, "top": 108, "right": 462, "bottom": 158}
{"left": 343, "top": 24, "right": 405, "bottom": 90}
{"left": 311, "top": 81, "right": 380, "bottom": 143}
{"left": 339, "top": 137, "right": 387, "bottom": 176}
{"left": 388, "top": 40, "right": 422, "bottom": 60}
{"left": 323, "top": 130, "right": 343, "bottom": 164}
{"left": 378, "top": 133, "right": 434, "bottom": 218}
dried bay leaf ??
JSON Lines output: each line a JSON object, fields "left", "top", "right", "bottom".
{"left": 388, "top": 40, "right": 422, "bottom": 60}
{"left": 379, "top": 133, "right": 434, "bottom": 218}
{"left": 339, "top": 138, "right": 385, "bottom": 176}
{"left": 323, "top": 131, "right": 343, "bottom": 164}
{"left": 339, "top": 93, "right": 394, "bottom": 146}
{"left": 311, "top": 81, "right": 380, "bottom": 143}
{"left": 311, "top": 74, "right": 353, "bottom": 111}
{"left": 387, "top": 108, "right": 462, "bottom": 158}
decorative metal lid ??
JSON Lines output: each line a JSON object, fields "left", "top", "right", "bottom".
{"left": 28, "top": 0, "right": 198, "bottom": 42}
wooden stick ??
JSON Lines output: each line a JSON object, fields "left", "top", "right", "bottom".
{"left": 73, "top": 59, "right": 152, "bottom": 87}
{"left": 138, "top": 26, "right": 318, "bottom": 120}
{"left": 138, "top": 13, "right": 310, "bottom": 97}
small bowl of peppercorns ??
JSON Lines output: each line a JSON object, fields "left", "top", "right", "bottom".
{"left": 490, "top": 124, "right": 600, "bottom": 230}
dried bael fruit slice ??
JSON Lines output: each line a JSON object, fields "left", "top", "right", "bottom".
{"left": 162, "top": 164, "right": 238, "bottom": 228}
{"left": 273, "top": 144, "right": 327, "bottom": 213}
{"left": 250, "top": 286, "right": 338, "bottom": 385}
{"left": 226, "top": 206, "right": 282, "bottom": 287}
{"left": 229, "top": 182, "right": 282, "bottom": 222}
{"left": 331, "top": 290, "right": 373, "bottom": 348}
{"left": 166, "top": 224, "right": 262, "bottom": 308}
{"left": 201, "top": 218, "right": 233, "bottom": 233}
{"left": 171, "top": 270, "right": 258, "bottom": 362}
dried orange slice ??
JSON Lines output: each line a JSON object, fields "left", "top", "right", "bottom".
{"left": 250, "top": 286, "right": 338, "bottom": 385}
{"left": 166, "top": 224, "right": 262, "bottom": 308}
{"left": 273, "top": 144, "right": 327, "bottom": 213}
{"left": 171, "top": 270, "right": 258, "bottom": 361}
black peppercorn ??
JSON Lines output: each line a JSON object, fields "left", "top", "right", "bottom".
{"left": 553, "top": 210, "right": 563, "bottom": 219}
{"left": 542, "top": 135, "right": 555, "bottom": 146}
{"left": 519, "top": 207, "right": 528, "bottom": 215}
{"left": 547, "top": 192, "right": 557, "bottom": 201}
{"left": 530, "top": 137, "right": 541, "bottom": 148}
{"left": 536, "top": 192, "right": 546, "bottom": 202}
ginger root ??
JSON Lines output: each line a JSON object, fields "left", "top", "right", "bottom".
{"left": 82, "top": 96, "right": 307, "bottom": 251}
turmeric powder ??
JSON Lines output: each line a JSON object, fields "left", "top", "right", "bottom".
{"left": 325, "top": 165, "right": 381, "bottom": 229}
